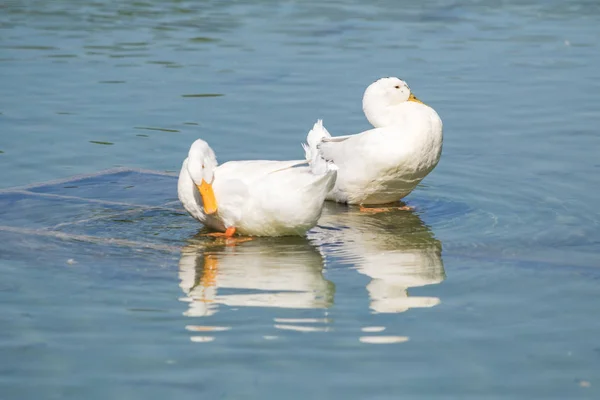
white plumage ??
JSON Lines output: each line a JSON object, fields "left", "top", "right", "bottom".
{"left": 307, "top": 77, "right": 443, "bottom": 205}
{"left": 178, "top": 121, "right": 338, "bottom": 237}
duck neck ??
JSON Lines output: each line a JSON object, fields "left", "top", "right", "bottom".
{"left": 363, "top": 102, "right": 413, "bottom": 128}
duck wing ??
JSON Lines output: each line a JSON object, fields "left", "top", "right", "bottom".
{"left": 318, "top": 128, "right": 385, "bottom": 167}
{"left": 216, "top": 160, "right": 306, "bottom": 185}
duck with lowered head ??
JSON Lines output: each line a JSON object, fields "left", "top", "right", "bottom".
{"left": 306, "top": 77, "right": 443, "bottom": 211}
{"left": 178, "top": 121, "right": 338, "bottom": 237}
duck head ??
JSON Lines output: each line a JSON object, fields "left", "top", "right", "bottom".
{"left": 362, "top": 77, "right": 426, "bottom": 128}
{"left": 187, "top": 139, "right": 219, "bottom": 215}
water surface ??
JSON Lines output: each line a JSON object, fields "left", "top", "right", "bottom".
{"left": 1, "top": 1, "right": 600, "bottom": 399}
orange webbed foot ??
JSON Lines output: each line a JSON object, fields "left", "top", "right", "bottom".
{"left": 203, "top": 227, "right": 253, "bottom": 246}
{"left": 203, "top": 226, "right": 237, "bottom": 238}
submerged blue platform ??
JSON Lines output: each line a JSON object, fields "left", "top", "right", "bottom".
{"left": 0, "top": 169, "right": 196, "bottom": 255}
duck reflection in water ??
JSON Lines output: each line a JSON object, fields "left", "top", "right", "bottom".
{"left": 178, "top": 236, "right": 335, "bottom": 335}
{"left": 178, "top": 202, "right": 444, "bottom": 342}
{"left": 311, "top": 202, "right": 445, "bottom": 315}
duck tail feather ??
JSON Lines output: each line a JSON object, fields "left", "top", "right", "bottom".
{"left": 303, "top": 119, "right": 336, "bottom": 175}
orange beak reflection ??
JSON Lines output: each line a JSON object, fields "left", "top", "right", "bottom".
{"left": 197, "top": 180, "right": 217, "bottom": 215}
{"left": 408, "top": 93, "right": 425, "bottom": 105}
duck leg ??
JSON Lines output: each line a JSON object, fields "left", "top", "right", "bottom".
{"left": 204, "top": 227, "right": 253, "bottom": 245}
{"left": 205, "top": 227, "right": 237, "bottom": 238}
{"left": 359, "top": 205, "right": 414, "bottom": 213}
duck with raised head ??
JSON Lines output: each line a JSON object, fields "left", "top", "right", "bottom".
{"left": 307, "top": 77, "right": 443, "bottom": 210}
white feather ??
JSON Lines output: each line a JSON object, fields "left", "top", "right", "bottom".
{"left": 178, "top": 138, "right": 337, "bottom": 236}
{"left": 302, "top": 119, "right": 336, "bottom": 176}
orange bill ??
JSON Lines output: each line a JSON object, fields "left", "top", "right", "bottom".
{"left": 197, "top": 180, "right": 217, "bottom": 215}
{"left": 408, "top": 93, "right": 425, "bottom": 104}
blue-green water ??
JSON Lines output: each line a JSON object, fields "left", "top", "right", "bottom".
{"left": 1, "top": 1, "right": 600, "bottom": 398}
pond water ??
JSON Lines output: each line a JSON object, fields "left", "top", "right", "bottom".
{"left": 1, "top": 0, "right": 600, "bottom": 399}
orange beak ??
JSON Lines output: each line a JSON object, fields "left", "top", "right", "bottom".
{"left": 408, "top": 93, "right": 425, "bottom": 105}
{"left": 197, "top": 180, "right": 217, "bottom": 215}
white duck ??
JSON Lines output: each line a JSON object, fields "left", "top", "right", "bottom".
{"left": 177, "top": 121, "right": 338, "bottom": 237}
{"left": 307, "top": 77, "right": 443, "bottom": 208}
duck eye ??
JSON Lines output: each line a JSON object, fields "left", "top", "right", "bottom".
{"left": 394, "top": 85, "right": 400, "bottom": 89}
